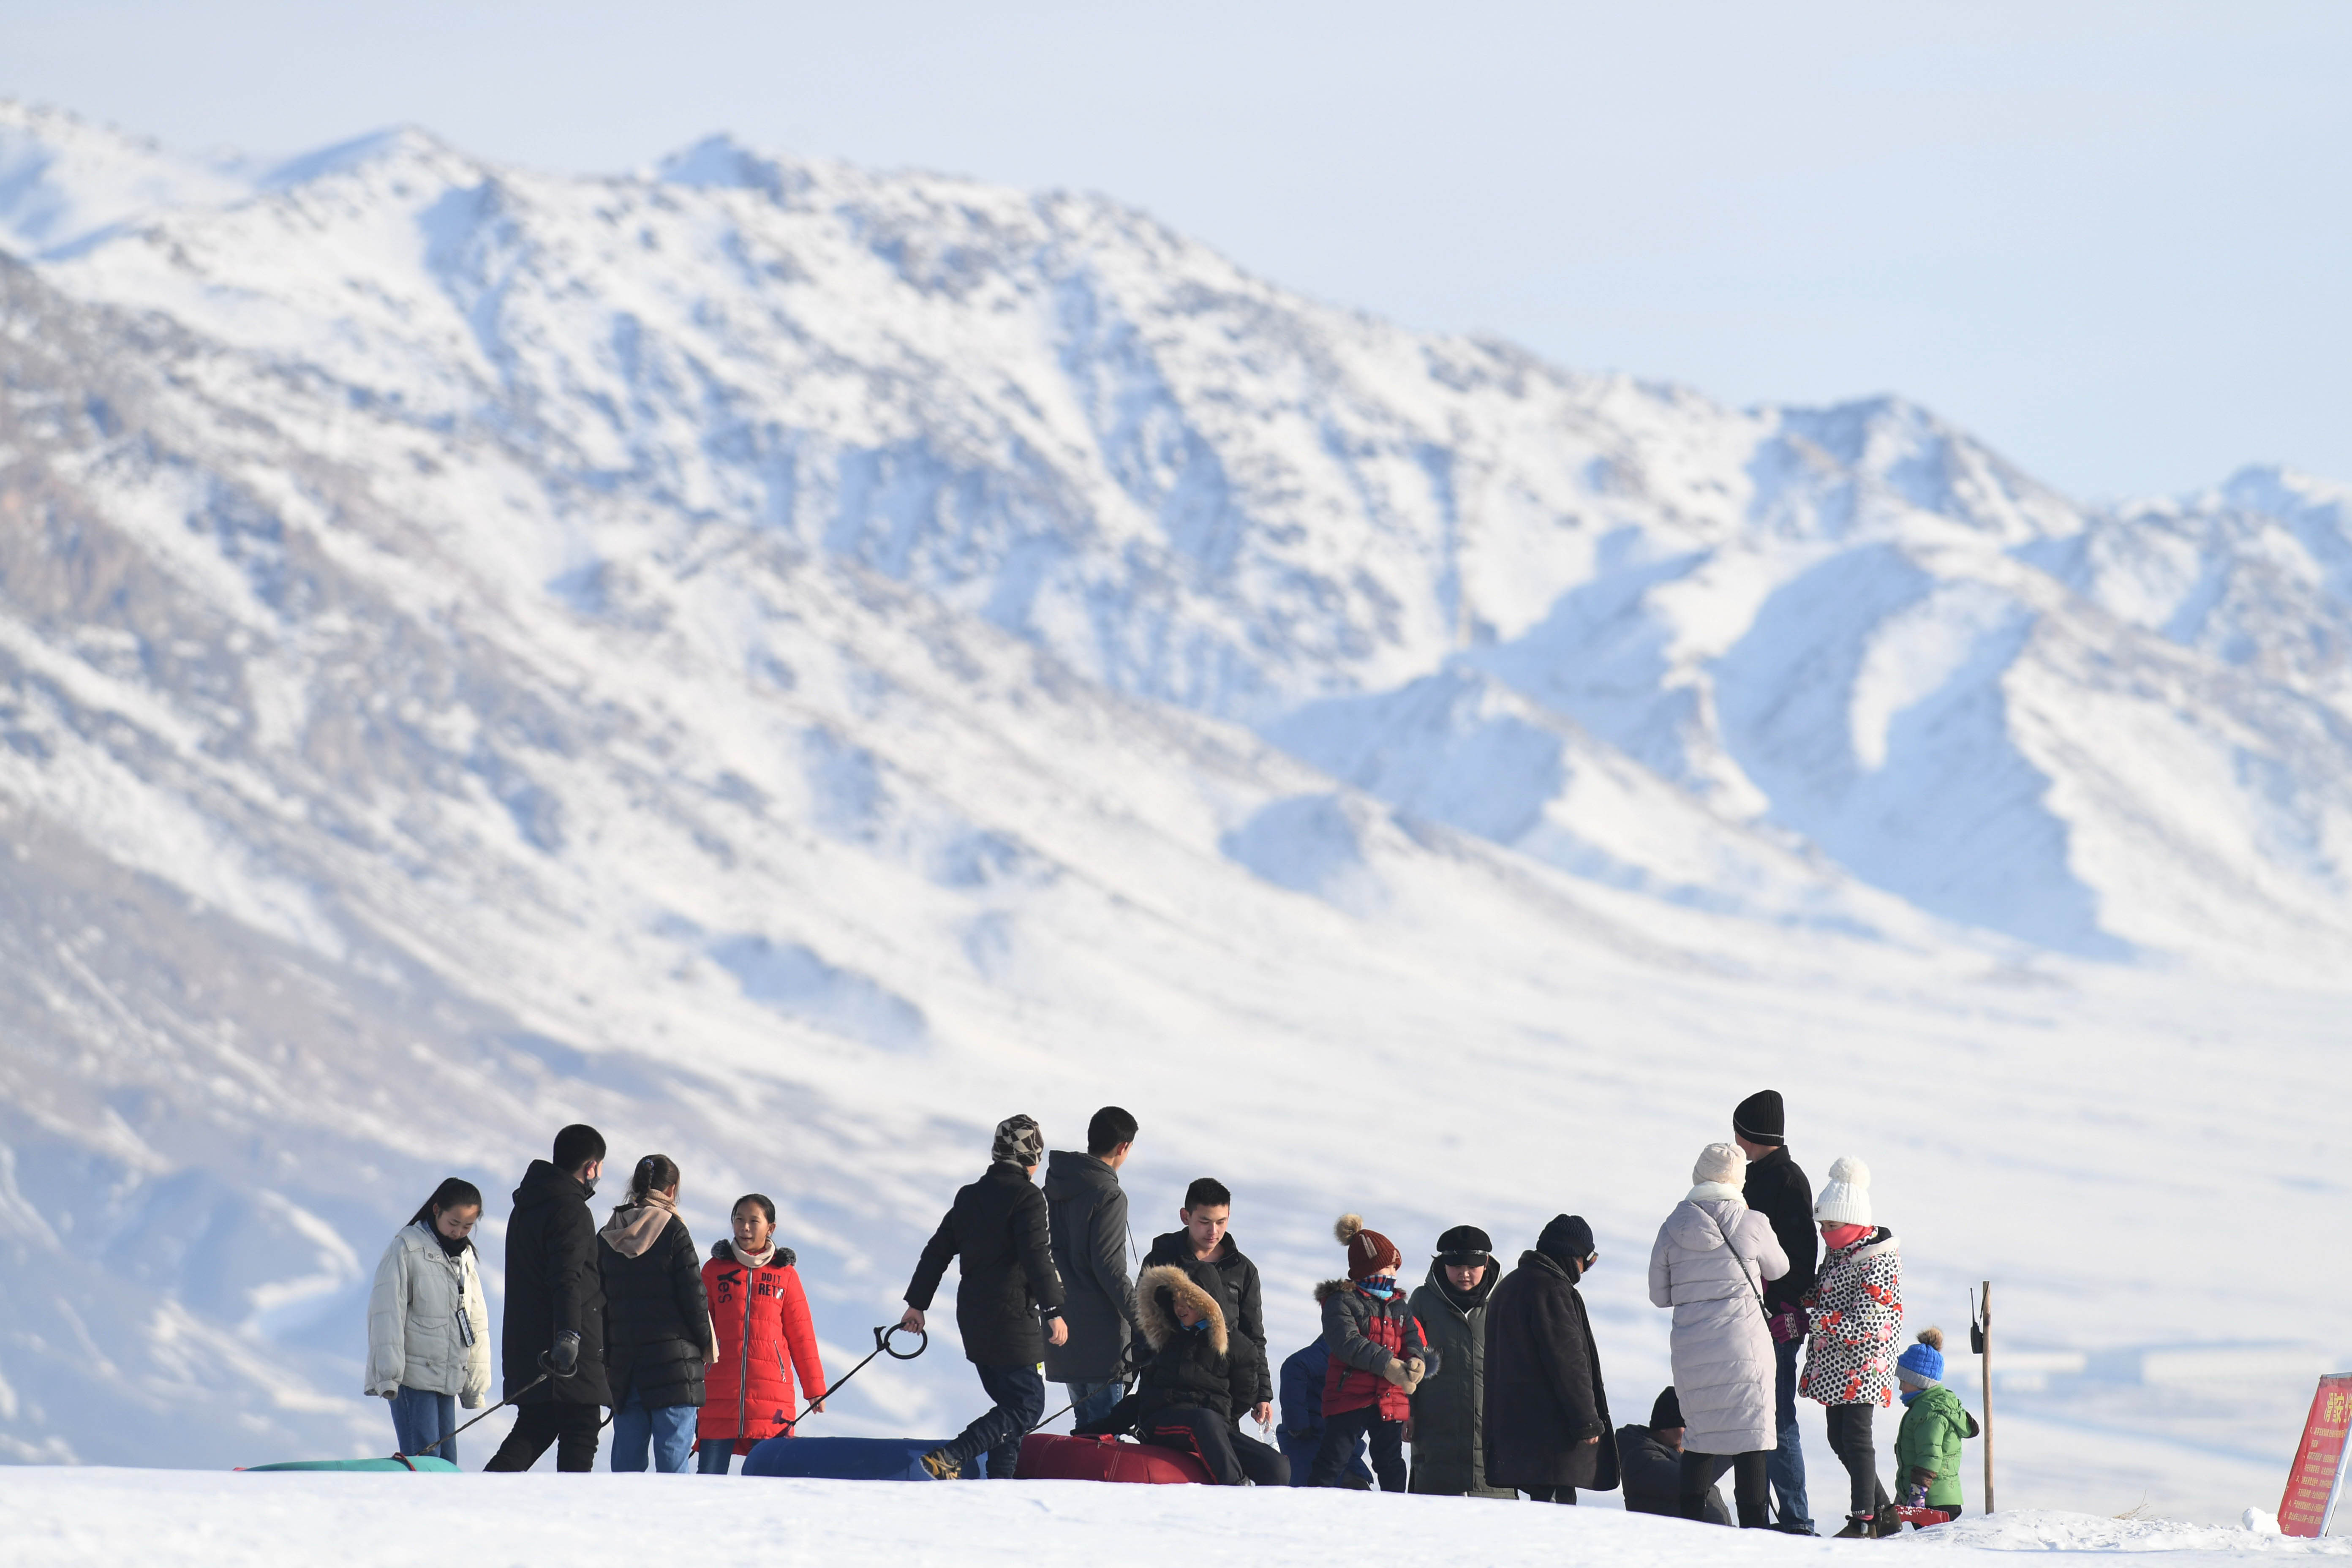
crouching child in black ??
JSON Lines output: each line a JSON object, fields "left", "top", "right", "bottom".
{"left": 1075, "top": 1264, "right": 1290, "bottom": 1486}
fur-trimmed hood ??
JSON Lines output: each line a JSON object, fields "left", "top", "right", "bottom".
{"left": 1314, "top": 1278, "right": 1354, "bottom": 1304}
{"left": 708, "top": 1239, "right": 798, "bottom": 1269}
{"left": 1137, "top": 1263, "right": 1227, "bottom": 1356}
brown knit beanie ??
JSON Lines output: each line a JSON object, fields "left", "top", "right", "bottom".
{"left": 1334, "top": 1214, "right": 1402, "bottom": 1280}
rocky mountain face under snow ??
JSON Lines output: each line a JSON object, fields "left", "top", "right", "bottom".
{"left": 0, "top": 102, "right": 2345, "bottom": 1514}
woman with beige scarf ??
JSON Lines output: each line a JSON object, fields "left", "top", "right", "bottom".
{"left": 599, "top": 1153, "right": 716, "bottom": 1472}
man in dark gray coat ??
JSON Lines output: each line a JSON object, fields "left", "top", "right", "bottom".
{"left": 1408, "top": 1224, "right": 1514, "bottom": 1498}
{"left": 1042, "top": 1106, "right": 1140, "bottom": 1427}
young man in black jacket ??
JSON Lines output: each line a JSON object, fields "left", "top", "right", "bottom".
{"left": 903, "top": 1114, "right": 1068, "bottom": 1479}
{"left": 1138, "top": 1177, "right": 1273, "bottom": 1434}
{"left": 1735, "top": 1088, "right": 1819, "bottom": 1533}
{"left": 1074, "top": 1264, "right": 1289, "bottom": 1485}
{"left": 1042, "top": 1106, "right": 1140, "bottom": 1429}
{"left": 485, "top": 1123, "right": 612, "bottom": 1472}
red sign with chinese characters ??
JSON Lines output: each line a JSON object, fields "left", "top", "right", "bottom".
{"left": 2280, "top": 1375, "right": 2352, "bottom": 1538}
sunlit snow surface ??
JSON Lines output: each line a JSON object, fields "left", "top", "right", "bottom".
{"left": 6, "top": 1471, "right": 2349, "bottom": 1568}
{"left": 0, "top": 99, "right": 2347, "bottom": 1527}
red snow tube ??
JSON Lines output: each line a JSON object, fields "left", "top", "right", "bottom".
{"left": 1893, "top": 1506, "right": 1954, "bottom": 1530}
{"left": 1014, "top": 1433, "right": 1213, "bottom": 1484}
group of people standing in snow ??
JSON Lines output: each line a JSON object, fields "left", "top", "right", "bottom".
{"left": 363, "top": 1090, "right": 1976, "bottom": 1535}
{"left": 364, "top": 1125, "right": 826, "bottom": 1475}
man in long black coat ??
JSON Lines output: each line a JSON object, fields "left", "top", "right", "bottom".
{"left": 485, "top": 1123, "right": 612, "bottom": 1472}
{"left": 902, "top": 1114, "right": 1068, "bottom": 1479}
{"left": 1042, "top": 1106, "right": 1141, "bottom": 1428}
{"left": 1736, "top": 1088, "right": 1819, "bottom": 1533}
{"left": 1482, "top": 1213, "right": 1617, "bottom": 1503}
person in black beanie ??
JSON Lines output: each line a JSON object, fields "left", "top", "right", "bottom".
{"left": 1734, "top": 1089, "right": 1818, "bottom": 1533}
{"left": 1618, "top": 1387, "right": 1731, "bottom": 1523}
{"left": 1482, "top": 1214, "right": 1616, "bottom": 1503}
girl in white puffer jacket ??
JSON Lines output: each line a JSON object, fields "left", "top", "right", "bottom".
{"left": 366, "top": 1178, "right": 493, "bottom": 1463}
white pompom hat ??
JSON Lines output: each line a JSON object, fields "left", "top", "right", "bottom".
{"left": 1813, "top": 1155, "right": 1873, "bottom": 1227}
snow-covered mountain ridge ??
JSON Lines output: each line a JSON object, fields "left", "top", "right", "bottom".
{"left": 6, "top": 101, "right": 2349, "bottom": 964}
{"left": 0, "top": 101, "right": 2345, "bottom": 1516}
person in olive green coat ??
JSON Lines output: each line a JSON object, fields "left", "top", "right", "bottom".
{"left": 1407, "top": 1226, "right": 1515, "bottom": 1498}
{"left": 1894, "top": 1329, "right": 1979, "bottom": 1514}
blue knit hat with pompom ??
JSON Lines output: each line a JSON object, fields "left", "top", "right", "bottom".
{"left": 1897, "top": 1327, "right": 1946, "bottom": 1386}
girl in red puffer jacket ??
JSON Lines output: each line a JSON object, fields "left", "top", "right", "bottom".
{"left": 696, "top": 1193, "right": 829, "bottom": 1474}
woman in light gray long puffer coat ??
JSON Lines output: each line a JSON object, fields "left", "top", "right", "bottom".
{"left": 1648, "top": 1142, "right": 1788, "bottom": 1527}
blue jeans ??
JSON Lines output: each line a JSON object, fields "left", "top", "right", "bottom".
{"left": 1064, "top": 1378, "right": 1124, "bottom": 1428}
{"left": 610, "top": 1388, "right": 697, "bottom": 1473}
{"left": 696, "top": 1438, "right": 736, "bottom": 1474}
{"left": 389, "top": 1386, "right": 459, "bottom": 1464}
{"left": 1770, "top": 1334, "right": 1812, "bottom": 1528}
{"left": 942, "top": 1362, "right": 1045, "bottom": 1477}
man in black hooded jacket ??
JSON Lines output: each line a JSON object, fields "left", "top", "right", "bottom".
{"left": 485, "top": 1124, "right": 611, "bottom": 1472}
{"left": 903, "top": 1114, "right": 1067, "bottom": 1479}
{"left": 1042, "top": 1106, "right": 1140, "bottom": 1429}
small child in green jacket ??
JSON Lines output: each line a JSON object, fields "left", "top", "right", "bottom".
{"left": 1895, "top": 1328, "right": 1980, "bottom": 1517}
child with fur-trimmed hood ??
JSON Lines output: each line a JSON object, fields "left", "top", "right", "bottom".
{"left": 1305, "top": 1215, "right": 1439, "bottom": 1491}
{"left": 1075, "top": 1263, "right": 1290, "bottom": 1484}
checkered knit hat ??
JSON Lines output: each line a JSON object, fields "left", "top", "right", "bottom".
{"left": 991, "top": 1114, "right": 1044, "bottom": 1167}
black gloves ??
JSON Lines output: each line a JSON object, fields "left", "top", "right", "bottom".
{"left": 540, "top": 1330, "right": 581, "bottom": 1377}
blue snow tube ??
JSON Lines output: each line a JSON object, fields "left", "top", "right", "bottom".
{"left": 240, "top": 1456, "right": 461, "bottom": 1472}
{"left": 742, "top": 1437, "right": 989, "bottom": 1480}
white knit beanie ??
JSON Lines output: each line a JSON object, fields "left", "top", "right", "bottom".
{"left": 1813, "top": 1155, "right": 1873, "bottom": 1227}
{"left": 1692, "top": 1141, "right": 1747, "bottom": 1187}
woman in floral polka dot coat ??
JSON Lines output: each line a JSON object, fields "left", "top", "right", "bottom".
{"left": 1799, "top": 1156, "right": 1903, "bottom": 1537}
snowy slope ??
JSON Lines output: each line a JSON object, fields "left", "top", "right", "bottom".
{"left": 8, "top": 1470, "right": 2349, "bottom": 1568}
{"left": 0, "top": 102, "right": 2347, "bottom": 1523}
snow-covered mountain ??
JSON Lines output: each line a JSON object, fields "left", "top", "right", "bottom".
{"left": 0, "top": 102, "right": 2345, "bottom": 1517}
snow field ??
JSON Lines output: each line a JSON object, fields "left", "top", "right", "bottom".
{"left": 6, "top": 1470, "right": 2347, "bottom": 1568}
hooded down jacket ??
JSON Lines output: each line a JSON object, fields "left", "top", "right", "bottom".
{"left": 500, "top": 1160, "right": 610, "bottom": 1406}
{"left": 1320, "top": 1279, "right": 1438, "bottom": 1421}
{"left": 1132, "top": 1263, "right": 1241, "bottom": 1421}
{"left": 1647, "top": 1185, "right": 1790, "bottom": 1454}
{"left": 365, "top": 1222, "right": 493, "bottom": 1406}
{"left": 1407, "top": 1262, "right": 1511, "bottom": 1497}
{"left": 700, "top": 1243, "right": 829, "bottom": 1451}
{"left": 1895, "top": 1383, "right": 1978, "bottom": 1508}
{"left": 1802, "top": 1227, "right": 1903, "bottom": 1407}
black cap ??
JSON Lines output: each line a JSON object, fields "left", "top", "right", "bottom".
{"left": 1651, "top": 1386, "right": 1684, "bottom": 1431}
{"left": 1434, "top": 1224, "right": 1493, "bottom": 1263}
{"left": 1536, "top": 1213, "right": 1595, "bottom": 1263}
{"left": 1733, "top": 1089, "right": 1785, "bottom": 1145}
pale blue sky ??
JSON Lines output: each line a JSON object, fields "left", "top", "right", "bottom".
{"left": 6, "top": 0, "right": 2347, "bottom": 498}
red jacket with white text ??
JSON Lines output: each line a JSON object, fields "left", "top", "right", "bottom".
{"left": 700, "top": 1242, "right": 828, "bottom": 1451}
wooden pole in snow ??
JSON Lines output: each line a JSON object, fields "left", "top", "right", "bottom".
{"left": 1981, "top": 1279, "right": 1996, "bottom": 1514}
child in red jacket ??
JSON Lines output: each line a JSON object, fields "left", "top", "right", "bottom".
{"left": 697, "top": 1193, "right": 828, "bottom": 1474}
{"left": 1307, "top": 1214, "right": 1438, "bottom": 1491}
